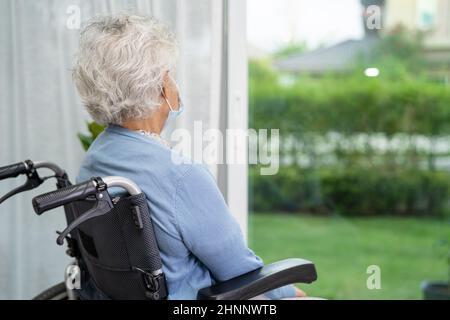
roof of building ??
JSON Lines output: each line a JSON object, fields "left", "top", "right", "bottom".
{"left": 274, "top": 36, "right": 380, "bottom": 74}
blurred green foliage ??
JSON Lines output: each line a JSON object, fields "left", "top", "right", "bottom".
{"left": 273, "top": 40, "right": 307, "bottom": 59}
{"left": 250, "top": 29, "right": 450, "bottom": 217}
{"left": 78, "top": 122, "right": 105, "bottom": 151}
{"left": 251, "top": 166, "right": 450, "bottom": 217}
{"left": 372, "top": 26, "right": 427, "bottom": 75}
{"left": 251, "top": 71, "right": 450, "bottom": 136}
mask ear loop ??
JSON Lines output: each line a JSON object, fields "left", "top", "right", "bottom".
{"left": 162, "top": 91, "right": 175, "bottom": 112}
{"left": 159, "top": 76, "right": 174, "bottom": 112}
{"left": 163, "top": 75, "right": 181, "bottom": 112}
{"left": 172, "top": 78, "right": 182, "bottom": 110}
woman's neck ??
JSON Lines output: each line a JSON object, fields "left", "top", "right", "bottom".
{"left": 122, "top": 115, "right": 164, "bottom": 135}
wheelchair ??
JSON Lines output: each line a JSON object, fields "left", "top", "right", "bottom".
{"left": 0, "top": 160, "right": 70, "bottom": 204}
{"left": 1, "top": 160, "right": 318, "bottom": 300}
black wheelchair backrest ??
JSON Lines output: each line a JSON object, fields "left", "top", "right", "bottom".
{"left": 33, "top": 177, "right": 167, "bottom": 300}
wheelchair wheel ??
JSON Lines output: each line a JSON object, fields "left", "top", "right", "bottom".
{"left": 33, "top": 282, "right": 68, "bottom": 300}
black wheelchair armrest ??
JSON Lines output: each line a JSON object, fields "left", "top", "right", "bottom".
{"left": 197, "top": 258, "right": 317, "bottom": 300}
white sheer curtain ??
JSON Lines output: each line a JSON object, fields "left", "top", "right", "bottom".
{"left": 0, "top": 0, "right": 230, "bottom": 299}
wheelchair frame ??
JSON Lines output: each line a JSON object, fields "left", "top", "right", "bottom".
{"left": 1, "top": 160, "right": 318, "bottom": 300}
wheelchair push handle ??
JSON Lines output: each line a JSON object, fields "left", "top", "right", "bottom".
{"left": 33, "top": 179, "right": 98, "bottom": 215}
{"left": 0, "top": 160, "right": 70, "bottom": 205}
{"left": 32, "top": 176, "right": 142, "bottom": 215}
{"left": 32, "top": 176, "right": 143, "bottom": 245}
{"left": 0, "top": 161, "right": 30, "bottom": 180}
{"left": 0, "top": 160, "right": 66, "bottom": 181}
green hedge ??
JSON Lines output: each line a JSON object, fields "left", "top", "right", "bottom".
{"left": 250, "top": 166, "right": 450, "bottom": 217}
{"left": 249, "top": 60, "right": 450, "bottom": 217}
{"left": 250, "top": 76, "right": 450, "bottom": 136}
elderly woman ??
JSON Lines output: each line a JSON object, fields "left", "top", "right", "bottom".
{"left": 73, "top": 14, "right": 304, "bottom": 300}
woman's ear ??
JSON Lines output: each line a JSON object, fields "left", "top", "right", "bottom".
{"left": 161, "top": 72, "right": 170, "bottom": 98}
{"left": 161, "top": 72, "right": 180, "bottom": 110}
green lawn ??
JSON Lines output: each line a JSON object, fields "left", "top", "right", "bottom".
{"left": 249, "top": 214, "right": 450, "bottom": 300}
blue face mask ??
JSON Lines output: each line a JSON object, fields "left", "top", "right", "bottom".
{"left": 165, "top": 95, "right": 185, "bottom": 120}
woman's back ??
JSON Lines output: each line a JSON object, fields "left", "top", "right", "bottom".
{"left": 77, "top": 125, "right": 295, "bottom": 299}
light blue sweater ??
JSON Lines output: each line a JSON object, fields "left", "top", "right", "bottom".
{"left": 77, "top": 125, "right": 296, "bottom": 300}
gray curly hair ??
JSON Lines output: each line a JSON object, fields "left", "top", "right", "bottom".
{"left": 73, "top": 14, "right": 179, "bottom": 125}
